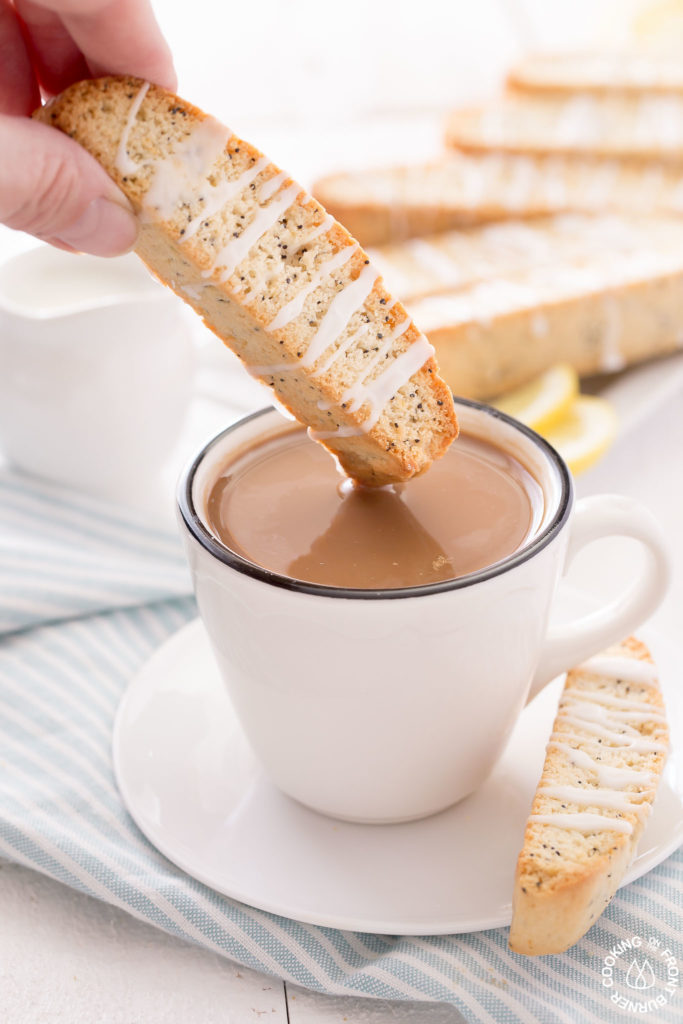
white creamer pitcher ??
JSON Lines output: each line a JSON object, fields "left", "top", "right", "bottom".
{"left": 0, "top": 244, "right": 197, "bottom": 502}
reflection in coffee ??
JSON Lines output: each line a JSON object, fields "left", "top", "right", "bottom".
{"left": 206, "top": 428, "right": 544, "bottom": 589}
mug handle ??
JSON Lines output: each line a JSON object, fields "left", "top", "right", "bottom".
{"left": 527, "top": 495, "right": 671, "bottom": 703}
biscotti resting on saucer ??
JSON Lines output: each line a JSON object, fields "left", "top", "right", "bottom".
{"left": 507, "top": 51, "right": 683, "bottom": 96}
{"left": 313, "top": 154, "right": 683, "bottom": 247}
{"left": 405, "top": 232, "right": 683, "bottom": 399}
{"left": 445, "top": 93, "right": 683, "bottom": 163}
{"left": 510, "top": 637, "right": 668, "bottom": 956}
{"left": 35, "top": 77, "right": 457, "bottom": 487}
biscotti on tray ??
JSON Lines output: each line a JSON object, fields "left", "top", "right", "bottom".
{"left": 368, "top": 212, "right": 683, "bottom": 303}
{"left": 509, "top": 637, "right": 669, "bottom": 956}
{"left": 35, "top": 77, "right": 457, "bottom": 487}
{"left": 507, "top": 51, "right": 683, "bottom": 96}
{"left": 313, "top": 155, "right": 683, "bottom": 247}
{"left": 374, "top": 213, "right": 683, "bottom": 399}
{"left": 445, "top": 93, "right": 683, "bottom": 163}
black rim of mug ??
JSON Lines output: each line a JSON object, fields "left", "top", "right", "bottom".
{"left": 177, "top": 397, "right": 574, "bottom": 600}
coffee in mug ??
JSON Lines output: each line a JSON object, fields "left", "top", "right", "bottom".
{"left": 178, "top": 401, "right": 669, "bottom": 822}
{"left": 205, "top": 427, "right": 544, "bottom": 589}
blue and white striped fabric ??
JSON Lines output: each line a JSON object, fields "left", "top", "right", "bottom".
{"left": 1, "top": 467, "right": 682, "bottom": 1024}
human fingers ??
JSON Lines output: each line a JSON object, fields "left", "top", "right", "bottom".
{"left": 10, "top": 0, "right": 87, "bottom": 98}
{"left": 15, "top": 0, "right": 176, "bottom": 94}
{"left": 0, "top": 0, "right": 41, "bottom": 114}
{"left": 0, "top": 113, "right": 138, "bottom": 255}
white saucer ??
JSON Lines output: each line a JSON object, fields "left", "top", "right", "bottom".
{"left": 113, "top": 589, "right": 683, "bottom": 935}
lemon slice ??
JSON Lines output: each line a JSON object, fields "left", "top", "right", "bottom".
{"left": 492, "top": 364, "right": 579, "bottom": 434}
{"left": 542, "top": 395, "right": 618, "bottom": 475}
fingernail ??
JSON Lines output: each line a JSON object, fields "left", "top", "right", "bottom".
{"left": 55, "top": 197, "right": 138, "bottom": 256}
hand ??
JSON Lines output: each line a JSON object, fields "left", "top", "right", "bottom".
{"left": 0, "top": 0, "right": 176, "bottom": 255}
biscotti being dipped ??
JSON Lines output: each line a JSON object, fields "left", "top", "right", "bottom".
{"left": 509, "top": 637, "right": 669, "bottom": 956}
{"left": 34, "top": 78, "right": 456, "bottom": 487}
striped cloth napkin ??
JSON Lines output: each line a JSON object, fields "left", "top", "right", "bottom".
{"left": 1, "top": 466, "right": 682, "bottom": 1024}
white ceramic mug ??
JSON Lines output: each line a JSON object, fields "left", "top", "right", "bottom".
{"left": 0, "top": 245, "right": 197, "bottom": 501}
{"left": 177, "top": 400, "right": 670, "bottom": 824}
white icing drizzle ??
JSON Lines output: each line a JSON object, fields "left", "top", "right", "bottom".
{"left": 207, "top": 183, "right": 300, "bottom": 283}
{"left": 310, "top": 322, "right": 369, "bottom": 379}
{"left": 561, "top": 700, "right": 641, "bottom": 735}
{"left": 258, "top": 171, "right": 287, "bottom": 202}
{"left": 318, "top": 317, "right": 412, "bottom": 413}
{"left": 114, "top": 104, "right": 433, "bottom": 446}
{"left": 299, "top": 264, "right": 379, "bottom": 369}
{"left": 305, "top": 213, "right": 334, "bottom": 242}
{"left": 562, "top": 696, "right": 667, "bottom": 727}
{"left": 115, "top": 82, "right": 150, "bottom": 175}
{"left": 290, "top": 300, "right": 396, "bottom": 392}
{"left": 353, "top": 334, "right": 434, "bottom": 433}
{"left": 547, "top": 742, "right": 657, "bottom": 790}
{"left": 577, "top": 655, "right": 659, "bottom": 686}
{"left": 550, "top": 729, "right": 666, "bottom": 755}
{"left": 182, "top": 156, "right": 270, "bottom": 240}
{"left": 553, "top": 716, "right": 666, "bottom": 753}
{"left": 565, "top": 691, "right": 662, "bottom": 715}
{"left": 538, "top": 784, "right": 649, "bottom": 815}
{"left": 144, "top": 117, "right": 232, "bottom": 220}
{"left": 528, "top": 812, "right": 633, "bottom": 834}
{"left": 268, "top": 245, "right": 358, "bottom": 331}
{"left": 286, "top": 213, "right": 335, "bottom": 258}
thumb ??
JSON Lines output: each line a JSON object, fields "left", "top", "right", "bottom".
{"left": 0, "top": 114, "right": 138, "bottom": 256}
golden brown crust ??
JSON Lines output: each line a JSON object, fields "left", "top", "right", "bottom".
{"left": 35, "top": 77, "right": 457, "bottom": 486}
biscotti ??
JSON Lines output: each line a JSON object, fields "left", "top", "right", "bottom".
{"left": 313, "top": 154, "right": 683, "bottom": 246}
{"left": 507, "top": 52, "right": 683, "bottom": 96}
{"left": 35, "top": 78, "right": 456, "bottom": 487}
{"left": 509, "top": 637, "right": 668, "bottom": 956}
{"left": 408, "top": 242, "right": 683, "bottom": 399}
{"left": 369, "top": 212, "right": 683, "bottom": 303}
{"left": 445, "top": 93, "right": 683, "bottom": 163}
